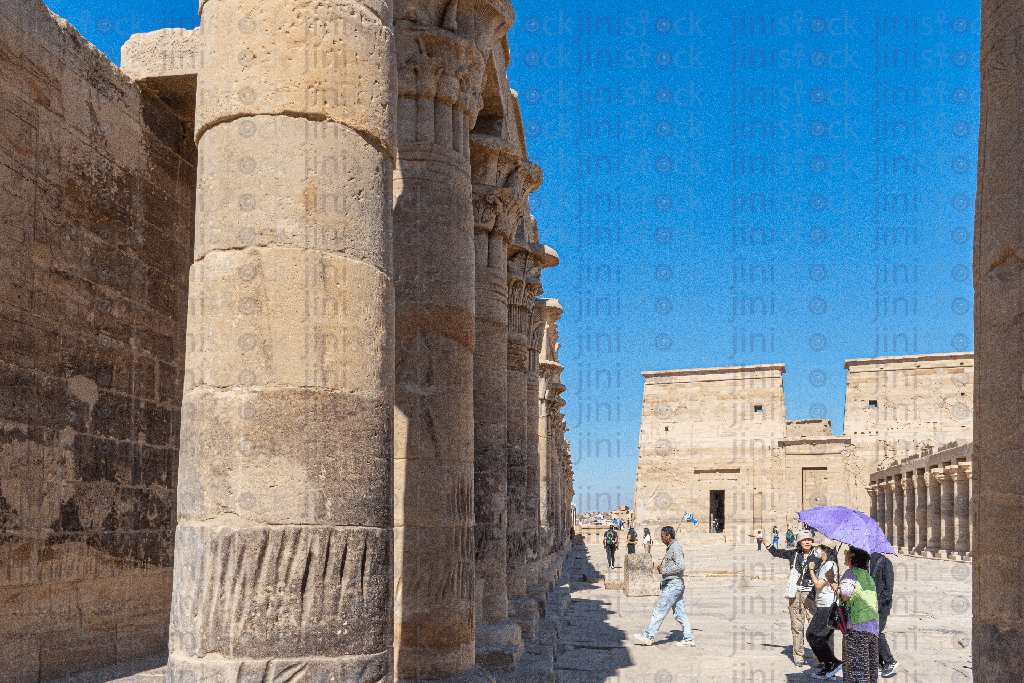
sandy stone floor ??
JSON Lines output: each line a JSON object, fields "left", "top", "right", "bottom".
{"left": 556, "top": 542, "right": 973, "bottom": 683}
{"left": 56, "top": 541, "right": 973, "bottom": 683}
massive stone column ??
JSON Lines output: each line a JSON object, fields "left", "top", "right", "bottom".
{"left": 168, "top": 1, "right": 396, "bottom": 680}
{"left": 390, "top": 2, "right": 513, "bottom": 680}
{"left": 535, "top": 298, "right": 563, "bottom": 577}
{"left": 523, "top": 279, "right": 555, "bottom": 592}
{"left": 901, "top": 477, "right": 915, "bottom": 554}
{"left": 937, "top": 471, "right": 955, "bottom": 558}
{"left": 469, "top": 137, "right": 532, "bottom": 672}
{"left": 976, "top": 0, "right": 1024, "bottom": 673}
{"left": 506, "top": 247, "right": 542, "bottom": 638}
{"left": 953, "top": 465, "right": 971, "bottom": 559}
{"left": 924, "top": 470, "right": 941, "bottom": 557}
{"left": 914, "top": 472, "right": 928, "bottom": 554}
{"left": 867, "top": 486, "right": 879, "bottom": 523}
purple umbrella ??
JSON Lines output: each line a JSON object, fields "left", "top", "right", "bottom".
{"left": 798, "top": 505, "right": 897, "bottom": 555}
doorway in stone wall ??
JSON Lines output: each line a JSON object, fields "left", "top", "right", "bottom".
{"left": 802, "top": 467, "right": 829, "bottom": 510}
{"left": 710, "top": 490, "right": 725, "bottom": 533}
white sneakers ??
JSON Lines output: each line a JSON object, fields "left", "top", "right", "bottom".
{"left": 632, "top": 633, "right": 654, "bottom": 646}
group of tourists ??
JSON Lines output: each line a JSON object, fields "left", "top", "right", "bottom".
{"left": 755, "top": 524, "right": 799, "bottom": 550}
{"left": 758, "top": 529, "right": 898, "bottom": 679}
{"left": 621, "top": 524, "right": 898, "bottom": 681}
{"left": 602, "top": 524, "right": 653, "bottom": 568}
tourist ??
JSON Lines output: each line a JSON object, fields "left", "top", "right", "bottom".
{"left": 603, "top": 524, "right": 618, "bottom": 569}
{"left": 627, "top": 527, "right": 638, "bottom": 554}
{"left": 838, "top": 547, "right": 880, "bottom": 682}
{"left": 756, "top": 528, "right": 818, "bottom": 667}
{"left": 772, "top": 525, "right": 780, "bottom": 548}
{"left": 632, "top": 526, "right": 695, "bottom": 647}
{"left": 807, "top": 542, "right": 842, "bottom": 679}
{"left": 755, "top": 529, "right": 763, "bottom": 551}
{"left": 786, "top": 525, "right": 795, "bottom": 548}
{"left": 642, "top": 528, "right": 652, "bottom": 554}
{"left": 869, "top": 551, "right": 898, "bottom": 678}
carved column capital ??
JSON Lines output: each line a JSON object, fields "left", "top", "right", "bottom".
{"left": 933, "top": 471, "right": 951, "bottom": 485}
{"left": 901, "top": 478, "right": 913, "bottom": 490}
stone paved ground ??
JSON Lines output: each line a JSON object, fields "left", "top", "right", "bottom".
{"left": 557, "top": 541, "right": 973, "bottom": 683}
{"left": 56, "top": 540, "right": 973, "bottom": 683}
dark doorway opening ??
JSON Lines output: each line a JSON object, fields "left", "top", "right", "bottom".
{"left": 710, "top": 490, "right": 725, "bottom": 533}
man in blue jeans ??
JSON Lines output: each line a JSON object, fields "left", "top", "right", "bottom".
{"left": 633, "top": 526, "right": 695, "bottom": 647}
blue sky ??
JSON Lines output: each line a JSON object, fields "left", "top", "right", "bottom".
{"left": 53, "top": 0, "right": 979, "bottom": 513}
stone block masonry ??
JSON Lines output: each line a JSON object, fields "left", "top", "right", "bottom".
{"left": 0, "top": 0, "right": 195, "bottom": 679}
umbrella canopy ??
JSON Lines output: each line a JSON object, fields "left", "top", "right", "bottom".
{"left": 798, "top": 505, "right": 897, "bottom": 555}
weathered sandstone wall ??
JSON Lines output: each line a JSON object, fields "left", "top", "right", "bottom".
{"left": 0, "top": 0, "right": 195, "bottom": 679}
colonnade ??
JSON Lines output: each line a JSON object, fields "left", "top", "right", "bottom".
{"left": 867, "top": 446, "right": 972, "bottom": 561}
{"left": 165, "top": 1, "right": 575, "bottom": 681}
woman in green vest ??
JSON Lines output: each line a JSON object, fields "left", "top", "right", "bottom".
{"left": 837, "top": 546, "right": 880, "bottom": 682}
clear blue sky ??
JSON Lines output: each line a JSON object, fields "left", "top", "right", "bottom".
{"left": 53, "top": 0, "right": 979, "bottom": 513}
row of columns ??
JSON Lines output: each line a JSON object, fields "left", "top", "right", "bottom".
{"left": 167, "top": 1, "right": 575, "bottom": 682}
{"left": 868, "top": 463, "right": 972, "bottom": 560}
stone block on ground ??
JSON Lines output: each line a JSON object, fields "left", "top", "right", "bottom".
{"left": 624, "top": 553, "right": 661, "bottom": 596}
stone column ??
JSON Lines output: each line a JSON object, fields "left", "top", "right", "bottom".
{"left": 875, "top": 485, "right": 887, "bottom": 539}
{"left": 524, "top": 285, "right": 556, "bottom": 591}
{"left": 884, "top": 481, "right": 896, "bottom": 543}
{"left": 937, "top": 470, "right": 955, "bottom": 558}
{"left": 892, "top": 480, "right": 904, "bottom": 551}
{"left": 391, "top": 2, "right": 512, "bottom": 679}
{"left": 469, "top": 137, "right": 529, "bottom": 672}
{"left": 168, "top": 1, "right": 396, "bottom": 680}
{"left": 926, "top": 469, "right": 942, "bottom": 557}
{"left": 914, "top": 472, "right": 928, "bottom": 554}
{"left": 953, "top": 465, "right": 971, "bottom": 559}
{"left": 976, "top": 0, "right": 1024, "bottom": 673}
{"left": 506, "top": 247, "right": 544, "bottom": 639}
{"left": 867, "top": 485, "right": 879, "bottom": 522}
{"left": 901, "top": 477, "right": 915, "bottom": 554}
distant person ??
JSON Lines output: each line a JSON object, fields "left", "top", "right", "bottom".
{"left": 755, "top": 529, "right": 764, "bottom": 551}
{"left": 786, "top": 526, "right": 796, "bottom": 548}
{"left": 632, "top": 526, "right": 695, "bottom": 647}
{"left": 839, "top": 547, "right": 880, "bottom": 682}
{"left": 869, "top": 551, "right": 898, "bottom": 678}
{"left": 754, "top": 529, "right": 818, "bottom": 667}
{"left": 627, "top": 527, "right": 638, "bottom": 554}
{"left": 772, "top": 525, "right": 780, "bottom": 548}
{"left": 603, "top": 524, "right": 618, "bottom": 569}
{"left": 642, "top": 528, "right": 652, "bottom": 554}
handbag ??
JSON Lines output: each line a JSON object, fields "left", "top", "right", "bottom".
{"left": 783, "top": 565, "right": 799, "bottom": 599}
{"left": 828, "top": 596, "right": 848, "bottom": 635}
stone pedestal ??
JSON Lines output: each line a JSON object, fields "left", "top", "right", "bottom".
{"left": 624, "top": 553, "right": 661, "bottom": 597}
{"left": 167, "top": 1, "right": 396, "bottom": 680}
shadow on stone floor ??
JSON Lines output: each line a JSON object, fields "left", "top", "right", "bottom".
{"left": 553, "top": 544, "right": 633, "bottom": 683}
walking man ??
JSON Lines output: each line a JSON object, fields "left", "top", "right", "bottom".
{"left": 604, "top": 524, "right": 618, "bottom": 569}
{"left": 633, "top": 526, "right": 695, "bottom": 647}
{"left": 870, "top": 551, "right": 899, "bottom": 677}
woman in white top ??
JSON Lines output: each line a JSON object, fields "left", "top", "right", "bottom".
{"left": 642, "top": 528, "right": 652, "bottom": 554}
{"left": 806, "top": 543, "right": 842, "bottom": 679}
